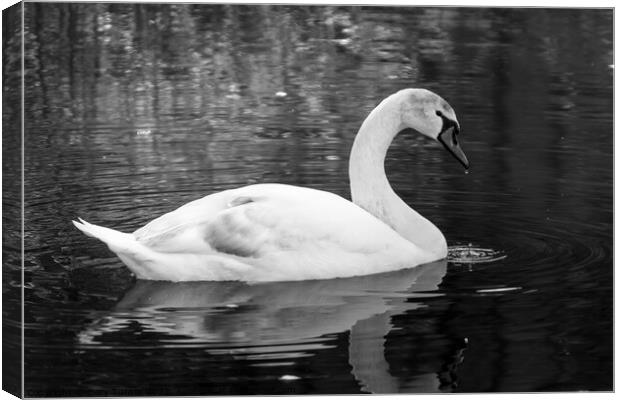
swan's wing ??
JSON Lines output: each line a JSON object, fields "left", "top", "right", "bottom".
{"left": 132, "top": 184, "right": 411, "bottom": 259}
{"left": 132, "top": 189, "right": 238, "bottom": 253}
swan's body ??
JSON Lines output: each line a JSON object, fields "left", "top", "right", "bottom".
{"left": 75, "top": 184, "right": 436, "bottom": 282}
{"left": 73, "top": 88, "right": 468, "bottom": 282}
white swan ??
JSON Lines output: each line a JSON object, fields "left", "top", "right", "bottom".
{"left": 73, "top": 88, "right": 468, "bottom": 282}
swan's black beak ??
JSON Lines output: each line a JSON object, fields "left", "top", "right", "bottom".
{"left": 438, "top": 121, "right": 469, "bottom": 170}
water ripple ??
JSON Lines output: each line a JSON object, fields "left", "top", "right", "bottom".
{"left": 448, "top": 245, "right": 507, "bottom": 264}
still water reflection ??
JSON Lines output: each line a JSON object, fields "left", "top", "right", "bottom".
{"left": 2, "top": 4, "right": 612, "bottom": 395}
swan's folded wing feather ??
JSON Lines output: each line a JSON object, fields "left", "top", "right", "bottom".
{"left": 133, "top": 191, "right": 230, "bottom": 252}
{"left": 204, "top": 188, "right": 409, "bottom": 259}
{"left": 132, "top": 184, "right": 411, "bottom": 259}
{"left": 132, "top": 190, "right": 272, "bottom": 255}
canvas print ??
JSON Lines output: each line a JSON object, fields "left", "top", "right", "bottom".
{"left": 2, "top": 2, "right": 613, "bottom": 396}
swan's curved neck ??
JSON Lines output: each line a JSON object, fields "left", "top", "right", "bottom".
{"left": 349, "top": 95, "right": 447, "bottom": 258}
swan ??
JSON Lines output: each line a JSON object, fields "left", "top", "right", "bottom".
{"left": 73, "top": 88, "right": 468, "bottom": 282}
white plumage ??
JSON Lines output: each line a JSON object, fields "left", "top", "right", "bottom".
{"left": 73, "top": 88, "right": 468, "bottom": 282}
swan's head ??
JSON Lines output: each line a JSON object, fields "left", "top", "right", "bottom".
{"left": 398, "top": 88, "right": 469, "bottom": 169}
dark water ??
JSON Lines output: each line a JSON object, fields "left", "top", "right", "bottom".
{"left": 3, "top": 4, "right": 613, "bottom": 396}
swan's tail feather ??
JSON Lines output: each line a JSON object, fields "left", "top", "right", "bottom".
{"left": 73, "top": 219, "right": 162, "bottom": 279}
{"left": 72, "top": 218, "right": 136, "bottom": 254}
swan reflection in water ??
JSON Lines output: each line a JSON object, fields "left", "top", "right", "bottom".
{"left": 77, "top": 260, "right": 465, "bottom": 393}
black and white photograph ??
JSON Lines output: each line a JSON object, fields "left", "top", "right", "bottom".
{"left": 2, "top": 1, "right": 614, "bottom": 396}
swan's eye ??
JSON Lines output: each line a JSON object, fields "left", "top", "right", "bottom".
{"left": 435, "top": 110, "right": 443, "bottom": 117}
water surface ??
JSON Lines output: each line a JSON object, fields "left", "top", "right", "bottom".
{"left": 2, "top": 4, "right": 613, "bottom": 395}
